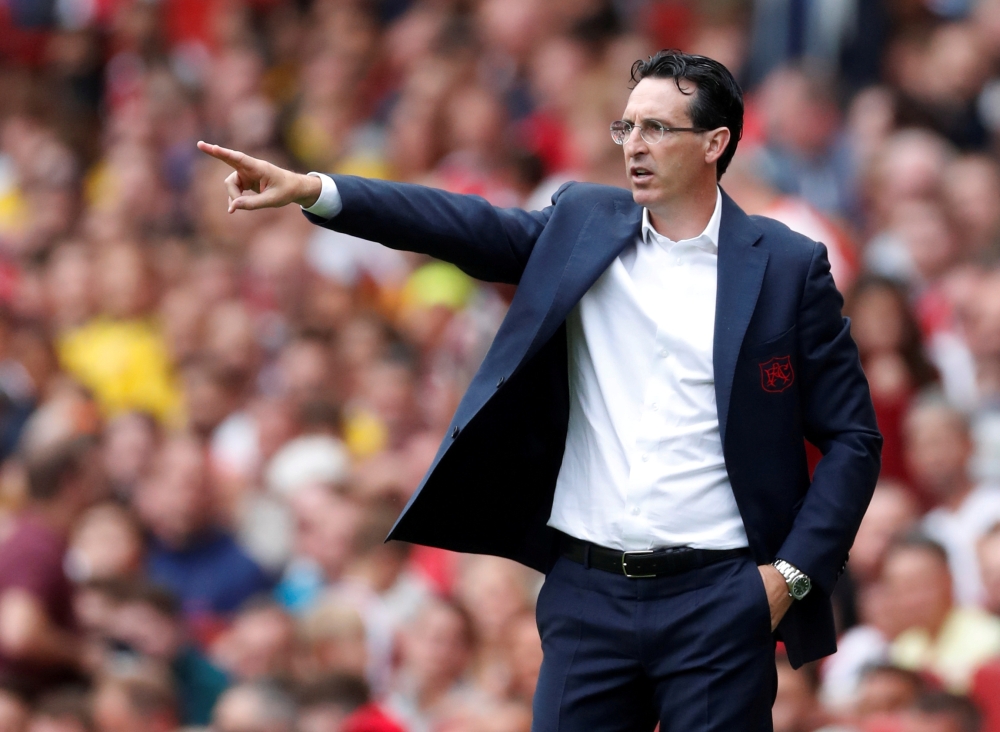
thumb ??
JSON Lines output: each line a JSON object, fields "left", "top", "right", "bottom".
{"left": 230, "top": 187, "right": 284, "bottom": 212}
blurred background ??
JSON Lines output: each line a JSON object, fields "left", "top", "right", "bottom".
{"left": 3, "top": 0, "right": 1000, "bottom": 731}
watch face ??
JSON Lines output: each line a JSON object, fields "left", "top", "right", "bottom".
{"left": 790, "top": 576, "right": 811, "bottom": 600}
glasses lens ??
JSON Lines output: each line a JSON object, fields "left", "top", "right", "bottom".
{"left": 610, "top": 121, "right": 630, "bottom": 145}
{"left": 639, "top": 121, "right": 665, "bottom": 144}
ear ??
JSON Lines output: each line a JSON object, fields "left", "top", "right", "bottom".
{"left": 704, "top": 127, "right": 731, "bottom": 167}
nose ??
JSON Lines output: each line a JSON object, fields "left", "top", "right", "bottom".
{"left": 623, "top": 126, "right": 647, "bottom": 155}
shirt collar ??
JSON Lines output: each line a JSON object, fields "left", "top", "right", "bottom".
{"left": 641, "top": 186, "right": 723, "bottom": 253}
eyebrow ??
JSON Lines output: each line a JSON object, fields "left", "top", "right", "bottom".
{"left": 621, "top": 117, "right": 669, "bottom": 125}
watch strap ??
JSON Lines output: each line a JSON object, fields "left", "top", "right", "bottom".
{"left": 772, "top": 559, "right": 810, "bottom": 599}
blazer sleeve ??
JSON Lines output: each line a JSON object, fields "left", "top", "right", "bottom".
{"left": 776, "top": 242, "right": 883, "bottom": 597}
{"left": 301, "top": 175, "right": 557, "bottom": 285}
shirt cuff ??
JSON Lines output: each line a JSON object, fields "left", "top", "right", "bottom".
{"left": 301, "top": 172, "right": 343, "bottom": 219}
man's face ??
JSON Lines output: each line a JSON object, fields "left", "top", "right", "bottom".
{"left": 978, "top": 531, "right": 1000, "bottom": 614}
{"left": 882, "top": 547, "right": 953, "bottom": 634}
{"left": 620, "top": 77, "right": 718, "bottom": 209}
{"left": 903, "top": 406, "right": 971, "bottom": 500}
{"left": 135, "top": 438, "right": 210, "bottom": 548}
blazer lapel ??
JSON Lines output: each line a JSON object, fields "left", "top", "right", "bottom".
{"left": 526, "top": 197, "right": 643, "bottom": 361}
{"left": 714, "top": 191, "right": 767, "bottom": 447}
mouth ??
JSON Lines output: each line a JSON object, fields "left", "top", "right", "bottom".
{"left": 630, "top": 166, "right": 653, "bottom": 182}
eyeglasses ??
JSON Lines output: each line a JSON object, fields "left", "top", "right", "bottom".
{"left": 610, "top": 119, "right": 708, "bottom": 145}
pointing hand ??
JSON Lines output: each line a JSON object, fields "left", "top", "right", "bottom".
{"left": 196, "top": 141, "right": 321, "bottom": 213}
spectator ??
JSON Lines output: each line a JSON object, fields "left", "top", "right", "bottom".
{"left": 27, "top": 689, "right": 92, "bottom": 732}
{"left": 904, "top": 692, "right": 982, "bottom": 732}
{"left": 755, "top": 65, "right": 856, "bottom": 218}
{"left": 65, "top": 504, "right": 144, "bottom": 583}
{"left": 0, "top": 685, "right": 28, "bottom": 732}
{"left": 847, "top": 482, "right": 921, "bottom": 586}
{"left": 0, "top": 436, "right": 101, "bottom": 695}
{"left": 344, "top": 499, "right": 430, "bottom": 631}
{"left": 274, "top": 482, "right": 360, "bottom": 615}
{"left": 385, "top": 599, "right": 474, "bottom": 732}
{"left": 905, "top": 397, "right": 1000, "bottom": 604}
{"left": 102, "top": 580, "right": 228, "bottom": 726}
{"left": 134, "top": 434, "right": 271, "bottom": 629}
{"left": 503, "top": 612, "right": 542, "bottom": 706}
{"left": 885, "top": 535, "right": 1000, "bottom": 692}
{"left": 772, "top": 653, "right": 824, "bottom": 732}
{"left": 210, "top": 599, "right": 294, "bottom": 683}
{"left": 978, "top": 523, "right": 1000, "bottom": 615}
{"left": 293, "top": 673, "right": 369, "bottom": 732}
{"left": 56, "top": 243, "right": 181, "bottom": 425}
{"left": 294, "top": 600, "right": 368, "bottom": 683}
{"left": 942, "top": 154, "right": 1000, "bottom": 258}
{"left": 845, "top": 278, "right": 940, "bottom": 488}
{"left": 454, "top": 556, "right": 534, "bottom": 697}
{"left": 854, "top": 665, "right": 925, "bottom": 723}
{"left": 100, "top": 412, "right": 158, "bottom": 502}
{"left": 819, "top": 484, "right": 919, "bottom": 711}
{"left": 91, "top": 666, "right": 177, "bottom": 732}
{"left": 211, "top": 681, "right": 296, "bottom": 732}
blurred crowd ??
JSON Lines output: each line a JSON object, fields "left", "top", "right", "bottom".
{"left": 5, "top": 0, "right": 1000, "bottom": 731}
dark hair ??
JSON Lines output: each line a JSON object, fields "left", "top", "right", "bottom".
{"left": 885, "top": 532, "right": 950, "bottom": 567}
{"left": 915, "top": 692, "right": 982, "bottom": 732}
{"left": 119, "top": 580, "right": 180, "bottom": 619}
{"left": 859, "top": 663, "right": 925, "bottom": 693}
{"left": 844, "top": 275, "right": 939, "bottom": 390}
{"left": 33, "top": 687, "right": 94, "bottom": 730}
{"left": 25, "top": 435, "right": 97, "bottom": 501}
{"left": 293, "top": 673, "right": 369, "bottom": 710}
{"left": 630, "top": 50, "right": 744, "bottom": 180}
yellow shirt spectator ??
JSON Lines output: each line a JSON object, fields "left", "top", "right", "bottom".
{"left": 57, "top": 317, "right": 182, "bottom": 426}
{"left": 891, "top": 605, "right": 1000, "bottom": 693}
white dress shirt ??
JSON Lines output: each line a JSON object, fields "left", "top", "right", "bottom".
{"left": 548, "top": 188, "right": 749, "bottom": 551}
{"left": 304, "top": 177, "right": 748, "bottom": 551}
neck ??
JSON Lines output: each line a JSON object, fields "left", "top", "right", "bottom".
{"left": 927, "top": 605, "right": 953, "bottom": 639}
{"left": 646, "top": 179, "right": 718, "bottom": 241}
{"left": 941, "top": 479, "right": 974, "bottom": 512}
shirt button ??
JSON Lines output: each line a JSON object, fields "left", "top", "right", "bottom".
{"left": 641, "top": 454, "right": 649, "bottom": 462}
{"left": 631, "top": 506, "right": 640, "bottom": 516}
{"left": 660, "top": 350, "right": 668, "bottom": 358}
{"left": 650, "top": 403, "right": 658, "bottom": 411}
{"left": 674, "top": 257, "right": 681, "bottom": 265}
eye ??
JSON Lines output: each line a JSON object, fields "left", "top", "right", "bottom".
{"left": 646, "top": 120, "right": 666, "bottom": 134}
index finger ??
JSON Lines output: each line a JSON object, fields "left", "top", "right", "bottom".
{"left": 197, "top": 141, "right": 248, "bottom": 169}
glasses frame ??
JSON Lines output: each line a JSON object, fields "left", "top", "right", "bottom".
{"left": 610, "top": 119, "right": 709, "bottom": 145}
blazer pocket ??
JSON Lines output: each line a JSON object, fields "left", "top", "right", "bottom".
{"left": 742, "top": 324, "right": 797, "bottom": 359}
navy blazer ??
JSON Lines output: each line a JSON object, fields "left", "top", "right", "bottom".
{"left": 304, "top": 176, "right": 882, "bottom": 668}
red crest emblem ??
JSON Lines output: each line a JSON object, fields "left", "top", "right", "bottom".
{"left": 759, "top": 355, "right": 794, "bottom": 393}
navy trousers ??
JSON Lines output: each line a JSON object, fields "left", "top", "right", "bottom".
{"left": 532, "top": 554, "right": 778, "bottom": 732}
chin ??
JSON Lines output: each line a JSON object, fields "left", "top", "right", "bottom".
{"left": 630, "top": 187, "right": 657, "bottom": 207}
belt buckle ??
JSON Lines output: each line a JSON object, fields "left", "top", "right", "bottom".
{"left": 622, "top": 550, "right": 656, "bottom": 578}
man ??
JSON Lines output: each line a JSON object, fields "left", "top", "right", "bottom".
{"left": 211, "top": 681, "right": 297, "bottom": 732}
{"left": 199, "top": 50, "right": 881, "bottom": 731}
{"left": 0, "top": 434, "right": 102, "bottom": 696}
{"left": 883, "top": 535, "right": 1000, "bottom": 693}
{"left": 905, "top": 396, "right": 1000, "bottom": 605}
{"left": 92, "top": 665, "right": 179, "bottom": 732}
{"left": 103, "top": 580, "right": 229, "bottom": 726}
{"left": 979, "top": 522, "right": 1000, "bottom": 615}
{"left": 133, "top": 433, "right": 271, "bottom": 625}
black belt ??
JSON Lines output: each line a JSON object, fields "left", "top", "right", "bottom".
{"left": 560, "top": 535, "right": 750, "bottom": 578}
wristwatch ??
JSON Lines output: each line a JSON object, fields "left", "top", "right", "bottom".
{"left": 772, "top": 559, "right": 812, "bottom": 601}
